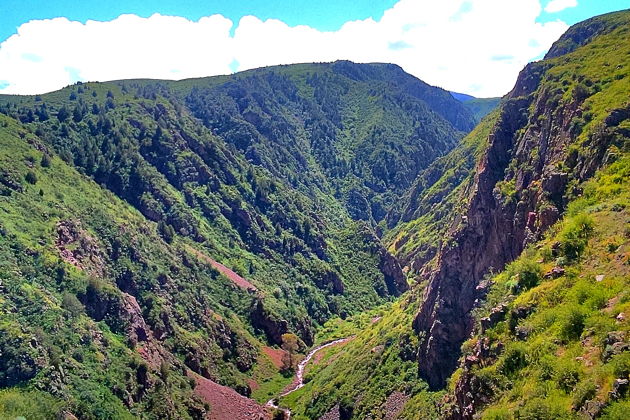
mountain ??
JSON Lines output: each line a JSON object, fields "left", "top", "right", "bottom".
{"left": 0, "top": 62, "right": 475, "bottom": 418}
{"left": 450, "top": 92, "right": 476, "bottom": 102}
{"left": 450, "top": 92, "right": 501, "bottom": 123}
{"left": 461, "top": 97, "right": 501, "bottom": 123}
{"left": 1, "top": 9, "right": 628, "bottom": 420}
{"left": 414, "top": 8, "right": 630, "bottom": 391}
{"left": 277, "top": 9, "right": 630, "bottom": 419}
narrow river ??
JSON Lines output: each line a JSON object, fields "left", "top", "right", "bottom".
{"left": 265, "top": 337, "right": 353, "bottom": 419}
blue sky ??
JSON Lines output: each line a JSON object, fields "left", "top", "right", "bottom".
{"left": 0, "top": 0, "right": 628, "bottom": 96}
{"left": 0, "top": 0, "right": 399, "bottom": 42}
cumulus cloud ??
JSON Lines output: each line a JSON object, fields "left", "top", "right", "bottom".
{"left": 0, "top": 0, "right": 569, "bottom": 97}
{"left": 545, "top": 0, "right": 578, "bottom": 14}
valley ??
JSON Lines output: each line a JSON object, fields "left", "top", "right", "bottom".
{"left": 0, "top": 8, "right": 629, "bottom": 420}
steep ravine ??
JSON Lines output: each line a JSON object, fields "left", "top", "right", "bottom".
{"left": 266, "top": 337, "right": 355, "bottom": 419}
{"left": 413, "top": 11, "right": 630, "bottom": 390}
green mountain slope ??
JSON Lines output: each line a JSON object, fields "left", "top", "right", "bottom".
{"left": 0, "top": 61, "right": 476, "bottom": 418}
{"left": 462, "top": 97, "right": 501, "bottom": 123}
{"left": 180, "top": 61, "right": 474, "bottom": 223}
{"left": 281, "top": 9, "right": 630, "bottom": 419}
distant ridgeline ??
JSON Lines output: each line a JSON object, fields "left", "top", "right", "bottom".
{"left": 2, "top": 9, "right": 628, "bottom": 420}
{"left": 0, "top": 60, "right": 489, "bottom": 418}
{"left": 261, "top": 9, "right": 630, "bottom": 420}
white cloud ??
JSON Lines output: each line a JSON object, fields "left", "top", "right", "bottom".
{"left": 0, "top": 0, "right": 569, "bottom": 97}
{"left": 544, "top": 0, "right": 578, "bottom": 14}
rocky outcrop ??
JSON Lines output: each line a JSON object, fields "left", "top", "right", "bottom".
{"left": 413, "top": 46, "right": 630, "bottom": 390}
{"left": 378, "top": 245, "right": 408, "bottom": 295}
{"left": 412, "top": 78, "right": 537, "bottom": 389}
{"left": 56, "top": 219, "right": 106, "bottom": 277}
{"left": 250, "top": 299, "right": 314, "bottom": 346}
{"left": 442, "top": 338, "right": 503, "bottom": 420}
{"left": 120, "top": 293, "right": 165, "bottom": 368}
{"left": 251, "top": 299, "right": 290, "bottom": 346}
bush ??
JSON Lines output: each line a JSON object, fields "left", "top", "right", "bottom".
{"left": 25, "top": 170, "right": 37, "bottom": 184}
{"left": 62, "top": 292, "right": 85, "bottom": 317}
{"left": 515, "top": 397, "right": 568, "bottom": 419}
{"left": 558, "top": 304, "right": 585, "bottom": 342}
{"left": 0, "top": 389, "right": 63, "bottom": 420}
{"left": 500, "top": 343, "right": 528, "bottom": 376}
{"left": 40, "top": 153, "right": 51, "bottom": 168}
{"left": 554, "top": 360, "right": 581, "bottom": 393}
{"left": 157, "top": 221, "right": 175, "bottom": 244}
{"left": 572, "top": 381, "right": 596, "bottom": 410}
{"left": 506, "top": 259, "right": 542, "bottom": 291}
{"left": 601, "top": 401, "right": 630, "bottom": 420}
{"left": 559, "top": 214, "right": 594, "bottom": 261}
{"left": 482, "top": 407, "right": 512, "bottom": 420}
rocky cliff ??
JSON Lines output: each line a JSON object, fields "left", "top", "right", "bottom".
{"left": 413, "top": 10, "right": 630, "bottom": 390}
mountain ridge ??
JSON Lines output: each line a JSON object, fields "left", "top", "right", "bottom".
{"left": 1, "top": 10, "right": 629, "bottom": 420}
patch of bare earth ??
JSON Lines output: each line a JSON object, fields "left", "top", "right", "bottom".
{"left": 55, "top": 219, "right": 105, "bottom": 276}
{"left": 318, "top": 404, "right": 340, "bottom": 420}
{"left": 384, "top": 391, "right": 409, "bottom": 420}
{"left": 263, "top": 346, "right": 288, "bottom": 370}
{"left": 186, "top": 245, "right": 257, "bottom": 291}
{"left": 190, "top": 372, "right": 270, "bottom": 420}
{"left": 247, "top": 378, "right": 260, "bottom": 392}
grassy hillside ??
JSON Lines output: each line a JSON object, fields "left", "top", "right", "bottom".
{"left": 0, "top": 113, "right": 215, "bottom": 418}
{"left": 446, "top": 154, "right": 629, "bottom": 419}
{"left": 0, "top": 61, "right": 475, "bottom": 418}
{"left": 282, "top": 10, "right": 630, "bottom": 419}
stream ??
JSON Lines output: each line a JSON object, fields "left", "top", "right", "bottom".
{"left": 265, "top": 337, "right": 353, "bottom": 419}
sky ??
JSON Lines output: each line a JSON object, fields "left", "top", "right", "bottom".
{"left": 0, "top": 0, "right": 627, "bottom": 97}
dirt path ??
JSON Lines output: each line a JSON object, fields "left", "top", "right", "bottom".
{"left": 185, "top": 245, "right": 257, "bottom": 291}
{"left": 265, "top": 337, "right": 354, "bottom": 418}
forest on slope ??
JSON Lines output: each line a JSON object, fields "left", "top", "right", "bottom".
{"left": 277, "top": 9, "right": 630, "bottom": 420}
{"left": 0, "top": 8, "right": 628, "bottom": 420}
{"left": 0, "top": 61, "right": 481, "bottom": 418}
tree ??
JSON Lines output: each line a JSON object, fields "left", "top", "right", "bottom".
{"left": 25, "top": 170, "right": 37, "bottom": 184}
{"left": 158, "top": 220, "right": 175, "bottom": 243}
{"left": 37, "top": 104, "right": 49, "bottom": 121}
{"left": 72, "top": 105, "right": 83, "bottom": 122}
{"left": 57, "top": 106, "right": 69, "bottom": 122}
{"left": 280, "top": 333, "right": 300, "bottom": 372}
{"left": 62, "top": 292, "right": 84, "bottom": 318}
{"left": 40, "top": 153, "right": 51, "bottom": 168}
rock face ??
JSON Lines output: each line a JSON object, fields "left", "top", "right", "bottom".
{"left": 56, "top": 219, "right": 106, "bottom": 276}
{"left": 412, "top": 22, "right": 630, "bottom": 389}
{"left": 377, "top": 240, "right": 408, "bottom": 296}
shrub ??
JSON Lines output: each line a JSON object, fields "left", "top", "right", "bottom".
{"left": 500, "top": 343, "right": 528, "bottom": 376}
{"left": 558, "top": 304, "right": 585, "bottom": 342}
{"left": 554, "top": 360, "right": 581, "bottom": 393}
{"left": 601, "top": 401, "right": 630, "bottom": 420}
{"left": 482, "top": 407, "right": 512, "bottom": 420}
{"left": 559, "top": 214, "right": 594, "bottom": 261}
{"left": 515, "top": 397, "right": 568, "bottom": 419}
{"left": 0, "top": 389, "right": 63, "bottom": 420}
{"left": 40, "top": 153, "right": 51, "bottom": 168}
{"left": 572, "top": 381, "right": 596, "bottom": 410}
{"left": 157, "top": 221, "right": 175, "bottom": 244}
{"left": 62, "top": 292, "right": 85, "bottom": 317}
{"left": 537, "top": 355, "right": 556, "bottom": 381}
{"left": 25, "top": 170, "right": 37, "bottom": 184}
{"left": 506, "top": 259, "right": 542, "bottom": 291}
